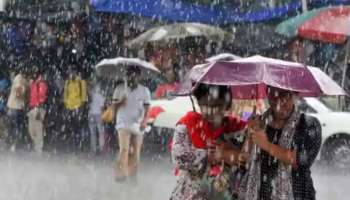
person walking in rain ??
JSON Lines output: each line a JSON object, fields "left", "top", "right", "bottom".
{"left": 88, "top": 84, "right": 105, "bottom": 155}
{"left": 239, "top": 87, "right": 322, "bottom": 200}
{"left": 170, "top": 83, "right": 248, "bottom": 200}
{"left": 27, "top": 68, "right": 48, "bottom": 154}
{"left": 113, "top": 66, "right": 151, "bottom": 182}
{"left": 6, "top": 68, "right": 28, "bottom": 150}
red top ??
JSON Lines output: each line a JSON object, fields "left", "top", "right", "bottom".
{"left": 29, "top": 79, "right": 48, "bottom": 108}
{"left": 177, "top": 111, "right": 247, "bottom": 149}
{"left": 172, "top": 111, "right": 246, "bottom": 176}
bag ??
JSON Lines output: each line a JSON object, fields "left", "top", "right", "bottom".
{"left": 101, "top": 106, "right": 115, "bottom": 123}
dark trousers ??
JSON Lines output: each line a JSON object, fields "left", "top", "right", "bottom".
{"left": 6, "top": 109, "right": 29, "bottom": 150}
{"left": 63, "top": 107, "right": 90, "bottom": 154}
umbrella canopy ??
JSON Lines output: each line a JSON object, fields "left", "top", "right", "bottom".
{"left": 205, "top": 53, "right": 241, "bottom": 62}
{"left": 298, "top": 6, "right": 350, "bottom": 44}
{"left": 276, "top": 8, "right": 326, "bottom": 38}
{"left": 276, "top": 6, "right": 350, "bottom": 44}
{"left": 95, "top": 57, "right": 163, "bottom": 81}
{"left": 308, "top": 66, "right": 347, "bottom": 96}
{"left": 128, "top": 23, "right": 233, "bottom": 49}
{"left": 183, "top": 55, "right": 324, "bottom": 99}
{"left": 150, "top": 66, "right": 347, "bottom": 128}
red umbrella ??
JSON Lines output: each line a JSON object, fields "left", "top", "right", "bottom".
{"left": 298, "top": 6, "right": 350, "bottom": 44}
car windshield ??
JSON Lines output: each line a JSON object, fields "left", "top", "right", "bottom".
{"left": 319, "top": 96, "right": 350, "bottom": 112}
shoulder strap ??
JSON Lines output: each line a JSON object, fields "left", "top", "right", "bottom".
{"left": 79, "top": 80, "right": 82, "bottom": 99}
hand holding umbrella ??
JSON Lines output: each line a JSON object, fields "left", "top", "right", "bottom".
{"left": 246, "top": 106, "right": 268, "bottom": 153}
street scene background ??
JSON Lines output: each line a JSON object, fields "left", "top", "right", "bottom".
{"left": 0, "top": 0, "right": 350, "bottom": 200}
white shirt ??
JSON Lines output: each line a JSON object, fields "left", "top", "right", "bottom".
{"left": 113, "top": 83, "right": 151, "bottom": 133}
{"left": 7, "top": 74, "right": 28, "bottom": 110}
{"left": 89, "top": 86, "right": 105, "bottom": 115}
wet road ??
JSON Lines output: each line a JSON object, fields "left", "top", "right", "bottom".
{"left": 0, "top": 152, "right": 348, "bottom": 200}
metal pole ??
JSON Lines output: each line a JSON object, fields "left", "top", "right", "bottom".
{"left": 301, "top": 0, "right": 308, "bottom": 13}
{"left": 341, "top": 39, "right": 350, "bottom": 88}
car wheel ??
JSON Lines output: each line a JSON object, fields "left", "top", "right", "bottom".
{"left": 322, "top": 135, "right": 350, "bottom": 169}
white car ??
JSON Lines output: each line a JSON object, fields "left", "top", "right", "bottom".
{"left": 302, "top": 97, "right": 350, "bottom": 167}
{"left": 149, "top": 96, "right": 350, "bottom": 167}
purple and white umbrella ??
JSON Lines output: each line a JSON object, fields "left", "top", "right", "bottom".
{"left": 182, "top": 55, "right": 346, "bottom": 99}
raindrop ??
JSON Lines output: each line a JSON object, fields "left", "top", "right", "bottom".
{"left": 263, "top": 174, "right": 267, "bottom": 182}
{"left": 276, "top": 103, "right": 281, "bottom": 112}
{"left": 230, "top": 155, "right": 235, "bottom": 162}
{"left": 209, "top": 86, "right": 219, "bottom": 99}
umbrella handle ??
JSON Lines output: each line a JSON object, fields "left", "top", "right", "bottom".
{"left": 123, "top": 77, "right": 128, "bottom": 94}
{"left": 190, "top": 95, "right": 197, "bottom": 113}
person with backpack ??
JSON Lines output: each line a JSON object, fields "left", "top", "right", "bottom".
{"left": 27, "top": 69, "right": 48, "bottom": 154}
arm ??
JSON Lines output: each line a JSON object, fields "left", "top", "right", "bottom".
{"left": 260, "top": 140, "right": 297, "bottom": 167}
{"left": 142, "top": 104, "right": 150, "bottom": 122}
{"left": 209, "top": 130, "right": 250, "bottom": 167}
{"left": 209, "top": 136, "right": 250, "bottom": 167}
{"left": 252, "top": 116, "right": 322, "bottom": 168}
{"left": 172, "top": 125, "right": 207, "bottom": 175}
{"left": 141, "top": 88, "right": 151, "bottom": 128}
{"left": 222, "top": 118, "right": 250, "bottom": 166}
{"left": 221, "top": 146, "right": 247, "bottom": 166}
{"left": 112, "top": 99, "right": 126, "bottom": 109}
{"left": 250, "top": 128, "right": 297, "bottom": 166}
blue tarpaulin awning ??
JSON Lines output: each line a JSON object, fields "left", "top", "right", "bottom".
{"left": 90, "top": 0, "right": 350, "bottom": 24}
{"left": 90, "top": 0, "right": 301, "bottom": 24}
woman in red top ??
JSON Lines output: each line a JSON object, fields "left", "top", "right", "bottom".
{"left": 170, "top": 83, "right": 248, "bottom": 200}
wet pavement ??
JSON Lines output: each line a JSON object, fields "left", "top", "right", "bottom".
{"left": 0, "top": 152, "right": 348, "bottom": 200}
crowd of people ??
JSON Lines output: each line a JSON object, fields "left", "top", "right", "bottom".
{"left": 0, "top": 13, "right": 157, "bottom": 155}
{"left": 0, "top": 66, "right": 117, "bottom": 155}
